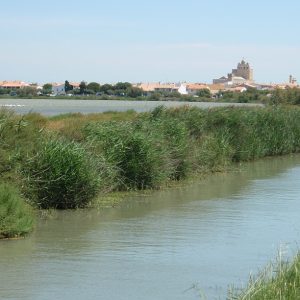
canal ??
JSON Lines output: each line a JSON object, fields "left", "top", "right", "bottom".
{"left": 1, "top": 155, "right": 300, "bottom": 299}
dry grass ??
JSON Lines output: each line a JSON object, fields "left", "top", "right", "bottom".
{"left": 45, "top": 111, "right": 138, "bottom": 141}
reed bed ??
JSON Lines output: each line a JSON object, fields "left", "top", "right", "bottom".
{"left": 1, "top": 105, "right": 300, "bottom": 211}
{"left": 228, "top": 253, "right": 300, "bottom": 300}
{"left": 0, "top": 183, "right": 34, "bottom": 238}
{"left": 22, "top": 139, "right": 100, "bottom": 209}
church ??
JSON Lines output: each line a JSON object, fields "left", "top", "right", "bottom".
{"left": 213, "top": 60, "right": 254, "bottom": 85}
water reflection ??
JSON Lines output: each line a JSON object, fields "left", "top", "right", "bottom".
{"left": 1, "top": 154, "right": 300, "bottom": 300}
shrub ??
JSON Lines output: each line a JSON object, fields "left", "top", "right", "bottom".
{"left": 0, "top": 183, "right": 34, "bottom": 239}
{"left": 22, "top": 139, "right": 99, "bottom": 209}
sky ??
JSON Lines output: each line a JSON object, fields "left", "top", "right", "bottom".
{"left": 1, "top": 0, "right": 300, "bottom": 84}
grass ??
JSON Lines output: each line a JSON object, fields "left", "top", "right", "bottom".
{"left": 2, "top": 105, "right": 300, "bottom": 211}
{"left": 0, "top": 183, "right": 34, "bottom": 239}
{"left": 228, "top": 252, "right": 300, "bottom": 300}
{"left": 22, "top": 139, "right": 100, "bottom": 209}
{"left": 84, "top": 120, "right": 171, "bottom": 190}
{"left": 0, "top": 109, "right": 46, "bottom": 178}
{"left": 3, "top": 104, "right": 300, "bottom": 300}
{"left": 46, "top": 110, "right": 138, "bottom": 141}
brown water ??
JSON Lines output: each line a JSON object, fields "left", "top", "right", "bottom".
{"left": 1, "top": 155, "right": 300, "bottom": 300}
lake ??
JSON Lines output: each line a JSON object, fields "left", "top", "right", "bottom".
{"left": 0, "top": 98, "right": 263, "bottom": 116}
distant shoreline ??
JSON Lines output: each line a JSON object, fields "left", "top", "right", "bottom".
{"left": 0, "top": 98, "right": 264, "bottom": 116}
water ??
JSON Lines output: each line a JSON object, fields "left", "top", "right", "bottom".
{"left": 1, "top": 155, "right": 300, "bottom": 300}
{"left": 0, "top": 98, "right": 263, "bottom": 116}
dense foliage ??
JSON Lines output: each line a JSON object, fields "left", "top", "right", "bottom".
{"left": 22, "top": 139, "right": 99, "bottom": 209}
{"left": 0, "top": 183, "right": 34, "bottom": 238}
{"left": 2, "top": 81, "right": 300, "bottom": 104}
{"left": 1, "top": 105, "right": 300, "bottom": 214}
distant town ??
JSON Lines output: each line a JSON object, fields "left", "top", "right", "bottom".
{"left": 0, "top": 60, "right": 298, "bottom": 98}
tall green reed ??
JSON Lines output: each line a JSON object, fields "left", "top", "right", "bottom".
{"left": 0, "top": 183, "right": 34, "bottom": 238}
{"left": 84, "top": 121, "right": 171, "bottom": 190}
{"left": 228, "top": 252, "right": 300, "bottom": 300}
{"left": 22, "top": 139, "right": 99, "bottom": 209}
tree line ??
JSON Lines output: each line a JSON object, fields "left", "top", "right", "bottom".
{"left": 1, "top": 81, "right": 300, "bottom": 105}
{"left": 63, "top": 81, "right": 144, "bottom": 97}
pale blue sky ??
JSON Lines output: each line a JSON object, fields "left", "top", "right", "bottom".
{"left": 1, "top": 0, "right": 299, "bottom": 83}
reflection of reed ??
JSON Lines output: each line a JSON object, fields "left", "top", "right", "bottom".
{"left": 229, "top": 248, "right": 300, "bottom": 300}
{"left": 1, "top": 154, "right": 300, "bottom": 300}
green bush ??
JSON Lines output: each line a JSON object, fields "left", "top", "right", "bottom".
{"left": 22, "top": 139, "right": 99, "bottom": 209}
{"left": 0, "top": 183, "right": 34, "bottom": 239}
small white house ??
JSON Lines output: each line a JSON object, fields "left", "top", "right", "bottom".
{"left": 178, "top": 84, "right": 188, "bottom": 95}
{"left": 52, "top": 83, "right": 65, "bottom": 95}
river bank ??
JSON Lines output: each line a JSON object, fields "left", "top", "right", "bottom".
{"left": 2, "top": 154, "right": 300, "bottom": 299}
{"left": 229, "top": 251, "right": 300, "bottom": 299}
{"left": 1, "top": 105, "right": 300, "bottom": 238}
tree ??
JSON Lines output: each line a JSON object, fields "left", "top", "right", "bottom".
{"left": 126, "top": 87, "right": 143, "bottom": 98}
{"left": 42, "top": 83, "right": 52, "bottom": 95}
{"left": 149, "top": 92, "right": 161, "bottom": 101}
{"left": 197, "top": 88, "right": 211, "bottom": 98}
{"left": 79, "top": 81, "right": 87, "bottom": 95}
{"left": 87, "top": 82, "right": 100, "bottom": 93}
{"left": 100, "top": 84, "right": 114, "bottom": 94}
{"left": 0, "top": 88, "right": 10, "bottom": 95}
{"left": 65, "top": 80, "right": 73, "bottom": 93}
{"left": 17, "top": 87, "right": 38, "bottom": 97}
{"left": 115, "top": 82, "right": 132, "bottom": 90}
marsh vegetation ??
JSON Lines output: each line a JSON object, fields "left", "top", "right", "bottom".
{"left": 1, "top": 105, "right": 300, "bottom": 237}
{"left": 229, "top": 253, "right": 300, "bottom": 300}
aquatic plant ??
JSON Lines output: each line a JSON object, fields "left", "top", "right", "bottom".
{"left": 228, "top": 252, "right": 300, "bottom": 300}
{"left": 22, "top": 139, "right": 99, "bottom": 209}
{"left": 0, "top": 109, "right": 45, "bottom": 183}
{"left": 0, "top": 183, "right": 34, "bottom": 239}
{"left": 2, "top": 105, "right": 300, "bottom": 209}
{"left": 84, "top": 121, "right": 170, "bottom": 190}
{"left": 142, "top": 108, "right": 191, "bottom": 179}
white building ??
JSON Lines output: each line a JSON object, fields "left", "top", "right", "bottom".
{"left": 135, "top": 82, "right": 187, "bottom": 95}
{"left": 51, "top": 82, "right": 80, "bottom": 95}
{"left": 178, "top": 84, "right": 188, "bottom": 95}
{"left": 52, "top": 83, "right": 65, "bottom": 95}
{"left": 213, "top": 60, "right": 254, "bottom": 85}
{"left": 225, "top": 76, "right": 248, "bottom": 86}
